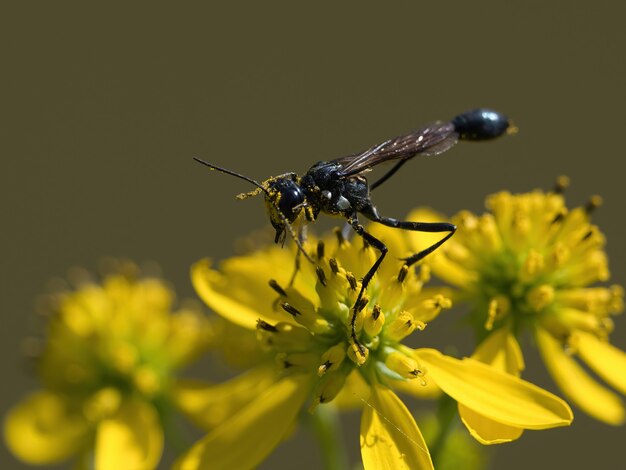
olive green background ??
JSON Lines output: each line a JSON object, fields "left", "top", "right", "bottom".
{"left": 2, "top": 2, "right": 625, "bottom": 469}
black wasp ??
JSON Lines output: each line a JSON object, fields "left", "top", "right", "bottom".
{"left": 194, "top": 109, "right": 513, "bottom": 354}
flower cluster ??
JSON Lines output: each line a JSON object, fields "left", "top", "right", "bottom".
{"left": 178, "top": 229, "right": 572, "bottom": 469}
{"left": 4, "top": 263, "right": 213, "bottom": 468}
{"left": 404, "top": 183, "right": 626, "bottom": 425}
{"left": 4, "top": 180, "right": 624, "bottom": 470}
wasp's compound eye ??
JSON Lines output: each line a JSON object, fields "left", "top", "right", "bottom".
{"left": 270, "top": 178, "right": 305, "bottom": 223}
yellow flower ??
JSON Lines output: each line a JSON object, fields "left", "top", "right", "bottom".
{"left": 404, "top": 183, "right": 626, "bottom": 426}
{"left": 4, "top": 263, "right": 213, "bottom": 469}
{"left": 179, "top": 229, "right": 572, "bottom": 470}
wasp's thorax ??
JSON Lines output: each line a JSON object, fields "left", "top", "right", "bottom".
{"left": 264, "top": 174, "right": 306, "bottom": 244}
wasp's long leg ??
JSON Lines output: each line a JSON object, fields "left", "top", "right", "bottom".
{"left": 347, "top": 215, "right": 388, "bottom": 356}
{"left": 370, "top": 159, "right": 409, "bottom": 191}
{"left": 288, "top": 225, "right": 308, "bottom": 287}
{"left": 364, "top": 211, "right": 456, "bottom": 267}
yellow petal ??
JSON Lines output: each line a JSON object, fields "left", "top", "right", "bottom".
{"left": 95, "top": 399, "right": 163, "bottom": 470}
{"left": 171, "top": 366, "right": 277, "bottom": 430}
{"left": 175, "top": 374, "right": 311, "bottom": 470}
{"left": 360, "top": 385, "right": 433, "bottom": 470}
{"left": 536, "top": 327, "right": 625, "bottom": 425}
{"left": 416, "top": 348, "right": 572, "bottom": 429}
{"left": 472, "top": 327, "right": 525, "bottom": 376}
{"left": 3, "top": 391, "right": 89, "bottom": 464}
{"left": 333, "top": 370, "right": 372, "bottom": 409}
{"left": 191, "top": 258, "right": 291, "bottom": 330}
{"left": 573, "top": 330, "right": 626, "bottom": 395}
{"left": 458, "top": 404, "right": 524, "bottom": 445}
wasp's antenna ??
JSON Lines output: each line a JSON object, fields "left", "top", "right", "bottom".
{"left": 193, "top": 156, "right": 313, "bottom": 265}
{"left": 193, "top": 157, "right": 270, "bottom": 196}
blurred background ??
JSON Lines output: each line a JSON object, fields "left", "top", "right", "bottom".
{"left": 1, "top": 1, "right": 625, "bottom": 468}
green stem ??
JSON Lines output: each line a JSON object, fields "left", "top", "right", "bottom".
{"left": 428, "top": 394, "right": 457, "bottom": 466}
{"left": 307, "top": 405, "right": 349, "bottom": 470}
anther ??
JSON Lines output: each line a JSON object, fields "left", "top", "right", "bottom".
{"left": 316, "top": 266, "right": 327, "bottom": 286}
{"left": 356, "top": 295, "right": 369, "bottom": 312}
{"left": 582, "top": 229, "right": 594, "bottom": 241}
{"left": 397, "top": 265, "right": 409, "bottom": 284}
{"left": 318, "top": 360, "right": 332, "bottom": 376}
{"left": 553, "top": 175, "right": 570, "bottom": 194}
{"left": 346, "top": 272, "right": 358, "bottom": 290}
{"left": 281, "top": 302, "right": 301, "bottom": 317}
{"left": 256, "top": 319, "right": 278, "bottom": 332}
{"left": 372, "top": 304, "right": 382, "bottom": 320}
{"left": 551, "top": 210, "right": 566, "bottom": 225}
{"left": 269, "top": 279, "right": 287, "bottom": 297}
{"left": 334, "top": 227, "right": 345, "bottom": 246}
{"left": 329, "top": 258, "right": 339, "bottom": 274}
{"left": 317, "top": 240, "right": 325, "bottom": 259}
{"left": 585, "top": 195, "right": 603, "bottom": 214}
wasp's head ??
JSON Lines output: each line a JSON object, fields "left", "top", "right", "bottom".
{"left": 265, "top": 175, "right": 306, "bottom": 245}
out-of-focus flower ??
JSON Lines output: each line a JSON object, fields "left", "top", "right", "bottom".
{"left": 4, "top": 262, "right": 213, "bottom": 469}
{"left": 178, "top": 229, "right": 572, "bottom": 470}
{"left": 405, "top": 181, "right": 626, "bottom": 427}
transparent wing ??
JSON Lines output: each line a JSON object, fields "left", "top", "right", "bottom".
{"left": 334, "top": 122, "right": 458, "bottom": 177}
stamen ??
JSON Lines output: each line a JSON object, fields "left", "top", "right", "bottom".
{"left": 364, "top": 305, "right": 385, "bottom": 337}
{"left": 346, "top": 272, "right": 358, "bottom": 290}
{"left": 281, "top": 302, "right": 301, "bottom": 317}
{"left": 551, "top": 210, "right": 566, "bottom": 224}
{"left": 372, "top": 304, "right": 382, "bottom": 320}
{"left": 315, "top": 266, "right": 327, "bottom": 286}
{"left": 329, "top": 258, "right": 339, "bottom": 274}
{"left": 317, "top": 240, "right": 325, "bottom": 259}
{"left": 356, "top": 295, "right": 369, "bottom": 312}
{"left": 256, "top": 319, "right": 278, "bottom": 332}
{"left": 585, "top": 195, "right": 603, "bottom": 214}
{"left": 397, "top": 265, "right": 409, "bottom": 284}
{"left": 268, "top": 279, "right": 287, "bottom": 297}
{"left": 334, "top": 227, "right": 345, "bottom": 246}
{"left": 318, "top": 360, "right": 332, "bottom": 376}
{"left": 553, "top": 175, "right": 570, "bottom": 194}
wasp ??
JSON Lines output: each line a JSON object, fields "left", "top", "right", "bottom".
{"left": 194, "top": 108, "right": 513, "bottom": 354}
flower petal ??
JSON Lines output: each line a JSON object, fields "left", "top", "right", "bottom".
{"left": 171, "top": 366, "right": 277, "bottom": 430}
{"left": 3, "top": 391, "right": 89, "bottom": 464}
{"left": 536, "top": 327, "right": 625, "bottom": 425}
{"left": 191, "top": 258, "right": 293, "bottom": 330}
{"left": 416, "top": 348, "right": 572, "bottom": 429}
{"left": 573, "top": 330, "right": 626, "bottom": 395}
{"left": 458, "top": 404, "right": 523, "bottom": 445}
{"left": 472, "top": 326, "right": 524, "bottom": 376}
{"left": 360, "top": 385, "right": 433, "bottom": 470}
{"left": 95, "top": 399, "right": 163, "bottom": 470}
{"left": 175, "top": 374, "right": 311, "bottom": 470}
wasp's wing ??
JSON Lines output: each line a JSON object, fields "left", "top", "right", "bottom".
{"left": 334, "top": 122, "right": 458, "bottom": 177}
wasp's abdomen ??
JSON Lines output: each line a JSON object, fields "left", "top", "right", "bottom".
{"left": 452, "top": 108, "right": 511, "bottom": 141}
